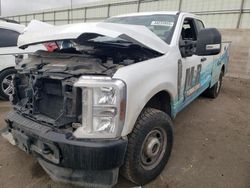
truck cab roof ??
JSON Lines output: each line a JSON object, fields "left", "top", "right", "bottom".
{"left": 111, "top": 11, "right": 202, "bottom": 23}
{"left": 112, "top": 11, "right": 180, "bottom": 17}
{"left": 111, "top": 11, "right": 200, "bottom": 18}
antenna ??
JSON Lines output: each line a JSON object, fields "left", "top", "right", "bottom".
{"left": 0, "top": 0, "right": 1, "bottom": 17}
{"left": 70, "top": 0, "right": 73, "bottom": 23}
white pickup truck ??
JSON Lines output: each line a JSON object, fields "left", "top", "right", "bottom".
{"left": 2, "top": 11, "right": 230, "bottom": 187}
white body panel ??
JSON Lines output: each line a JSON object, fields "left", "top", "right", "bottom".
{"left": 113, "top": 48, "right": 179, "bottom": 136}
{"left": 0, "top": 45, "right": 45, "bottom": 55}
{"left": 0, "top": 21, "right": 46, "bottom": 72}
{"left": 0, "top": 55, "right": 16, "bottom": 71}
{"left": 18, "top": 21, "right": 169, "bottom": 54}
{"left": 0, "top": 21, "right": 25, "bottom": 32}
{"left": 0, "top": 21, "right": 24, "bottom": 72}
{"left": 0, "top": 45, "right": 46, "bottom": 72}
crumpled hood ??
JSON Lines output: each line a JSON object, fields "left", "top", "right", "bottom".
{"left": 18, "top": 20, "right": 169, "bottom": 54}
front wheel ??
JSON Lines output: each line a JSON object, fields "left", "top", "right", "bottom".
{"left": 121, "top": 108, "right": 173, "bottom": 185}
{"left": 0, "top": 68, "right": 16, "bottom": 100}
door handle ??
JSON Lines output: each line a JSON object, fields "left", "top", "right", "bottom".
{"left": 200, "top": 57, "right": 207, "bottom": 62}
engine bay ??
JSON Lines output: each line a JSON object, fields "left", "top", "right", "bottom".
{"left": 11, "top": 42, "right": 161, "bottom": 128}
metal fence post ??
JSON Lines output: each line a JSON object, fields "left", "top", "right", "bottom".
{"left": 42, "top": 12, "right": 44, "bottom": 22}
{"left": 107, "top": 4, "right": 110, "bottom": 18}
{"left": 84, "top": 7, "right": 87, "bottom": 22}
{"left": 178, "top": 0, "right": 183, "bottom": 11}
{"left": 70, "top": 0, "right": 73, "bottom": 23}
{"left": 67, "top": 9, "right": 70, "bottom": 24}
{"left": 25, "top": 15, "right": 27, "bottom": 26}
{"left": 137, "top": 0, "right": 141, "bottom": 12}
{"left": 53, "top": 11, "right": 56, "bottom": 25}
{"left": 237, "top": 0, "right": 245, "bottom": 28}
{"left": 0, "top": 0, "right": 1, "bottom": 17}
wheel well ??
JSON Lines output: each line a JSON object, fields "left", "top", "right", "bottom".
{"left": 145, "top": 91, "right": 171, "bottom": 116}
{"left": 0, "top": 67, "right": 15, "bottom": 74}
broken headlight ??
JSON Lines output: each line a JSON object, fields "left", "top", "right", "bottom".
{"left": 74, "top": 76, "right": 126, "bottom": 138}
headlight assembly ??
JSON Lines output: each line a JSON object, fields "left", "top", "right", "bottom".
{"left": 73, "top": 76, "right": 126, "bottom": 139}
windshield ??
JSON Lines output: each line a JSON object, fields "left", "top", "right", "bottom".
{"left": 105, "top": 14, "right": 177, "bottom": 44}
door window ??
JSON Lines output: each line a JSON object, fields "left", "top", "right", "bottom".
{"left": 195, "top": 19, "right": 205, "bottom": 32}
{"left": 179, "top": 18, "right": 199, "bottom": 57}
{"left": 180, "top": 18, "right": 198, "bottom": 41}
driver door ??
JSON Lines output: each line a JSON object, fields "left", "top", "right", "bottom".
{"left": 178, "top": 18, "right": 213, "bottom": 106}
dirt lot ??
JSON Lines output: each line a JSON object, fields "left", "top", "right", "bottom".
{"left": 0, "top": 77, "right": 249, "bottom": 188}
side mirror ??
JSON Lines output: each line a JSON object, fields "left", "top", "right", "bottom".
{"left": 196, "top": 28, "right": 221, "bottom": 56}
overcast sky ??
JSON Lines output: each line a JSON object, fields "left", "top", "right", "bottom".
{"left": 0, "top": 0, "right": 101, "bottom": 16}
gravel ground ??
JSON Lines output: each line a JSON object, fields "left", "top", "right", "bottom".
{"left": 0, "top": 77, "right": 249, "bottom": 188}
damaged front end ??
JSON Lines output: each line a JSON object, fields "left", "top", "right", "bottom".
{"left": 11, "top": 51, "right": 106, "bottom": 128}
{"left": 10, "top": 35, "right": 159, "bottom": 127}
{"left": 4, "top": 50, "right": 128, "bottom": 187}
{"left": 3, "top": 42, "right": 161, "bottom": 187}
{"left": 3, "top": 20, "right": 165, "bottom": 187}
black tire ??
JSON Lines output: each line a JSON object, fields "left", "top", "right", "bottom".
{"left": 204, "top": 72, "right": 223, "bottom": 99}
{"left": 121, "top": 108, "right": 173, "bottom": 185}
{"left": 0, "top": 68, "right": 16, "bottom": 100}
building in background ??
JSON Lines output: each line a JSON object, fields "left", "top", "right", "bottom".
{"left": 1, "top": 0, "right": 250, "bottom": 29}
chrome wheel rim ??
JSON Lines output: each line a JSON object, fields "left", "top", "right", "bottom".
{"left": 1, "top": 74, "right": 14, "bottom": 96}
{"left": 140, "top": 128, "right": 167, "bottom": 170}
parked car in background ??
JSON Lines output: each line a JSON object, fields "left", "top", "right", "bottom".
{"left": 0, "top": 19, "right": 46, "bottom": 100}
{"left": 0, "top": 19, "right": 25, "bottom": 99}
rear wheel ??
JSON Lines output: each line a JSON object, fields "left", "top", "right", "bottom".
{"left": 121, "top": 108, "right": 173, "bottom": 185}
{"left": 0, "top": 68, "right": 16, "bottom": 100}
{"left": 204, "top": 71, "right": 223, "bottom": 99}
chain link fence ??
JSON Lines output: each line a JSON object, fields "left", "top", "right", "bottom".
{"left": 2, "top": 0, "right": 250, "bottom": 28}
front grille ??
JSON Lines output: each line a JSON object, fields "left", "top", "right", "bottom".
{"left": 38, "top": 79, "right": 64, "bottom": 119}
{"left": 14, "top": 74, "right": 82, "bottom": 127}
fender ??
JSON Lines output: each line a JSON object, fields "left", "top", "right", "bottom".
{"left": 0, "top": 55, "right": 15, "bottom": 72}
{"left": 113, "top": 54, "right": 178, "bottom": 137}
{"left": 210, "top": 42, "right": 230, "bottom": 87}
